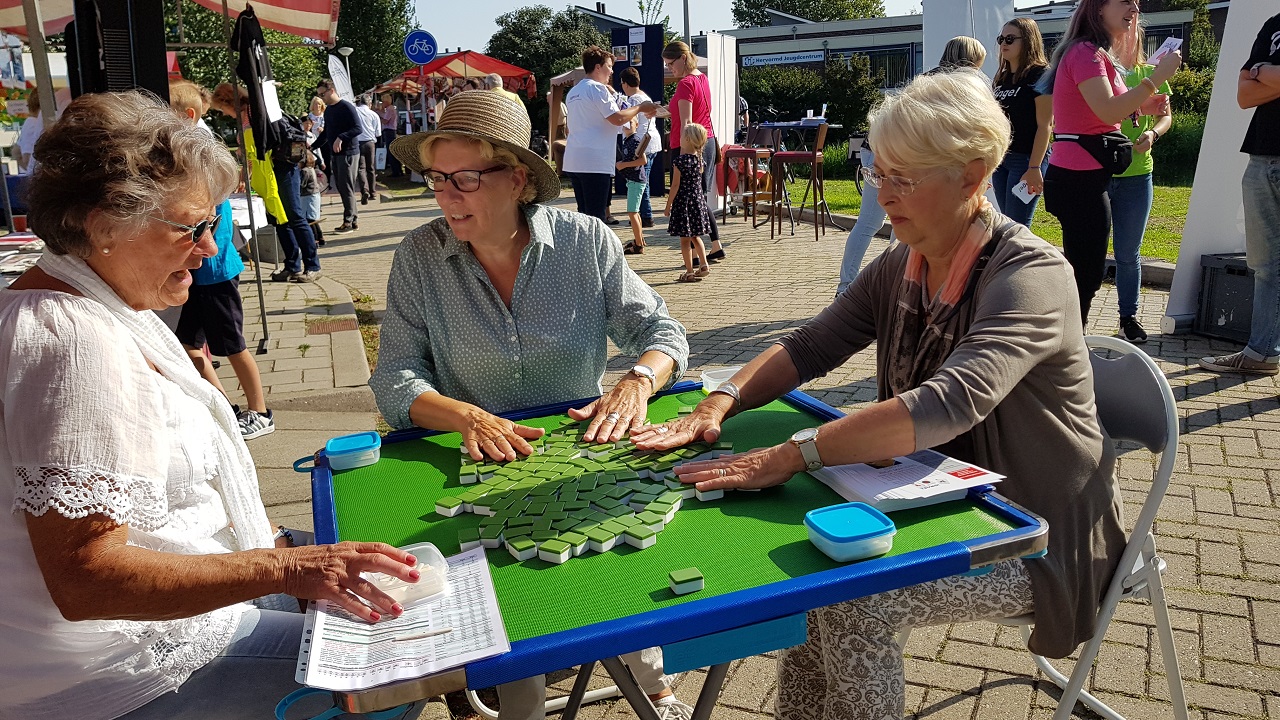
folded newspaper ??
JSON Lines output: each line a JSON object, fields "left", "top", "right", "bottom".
{"left": 810, "top": 449, "right": 1004, "bottom": 512}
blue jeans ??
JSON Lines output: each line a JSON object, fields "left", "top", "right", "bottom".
{"left": 118, "top": 609, "right": 424, "bottom": 719}
{"left": 839, "top": 146, "right": 887, "bottom": 294}
{"left": 639, "top": 154, "right": 655, "bottom": 221}
{"left": 1244, "top": 155, "right": 1280, "bottom": 362}
{"left": 274, "top": 163, "right": 320, "bottom": 273}
{"left": 1108, "top": 173, "right": 1153, "bottom": 318}
{"left": 992, "top": 151, "right": 1049, "bottom": 227}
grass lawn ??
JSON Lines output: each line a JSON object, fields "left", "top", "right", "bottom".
{"left": 785, "top": 179, "right": 1190, "bottom": 264}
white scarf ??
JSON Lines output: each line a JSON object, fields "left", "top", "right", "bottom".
{"left": 37, "top": 251, "right": 274, "bottom": 551}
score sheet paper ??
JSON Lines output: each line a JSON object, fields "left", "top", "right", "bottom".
{"left": 296, "top": 547, "right": 510, "bottom": 692}
{"left": 811, "top": 449, "right": 1004, "bottom": 512}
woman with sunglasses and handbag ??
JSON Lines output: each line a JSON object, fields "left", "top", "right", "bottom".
{"left": 991, "top": 18, "right": 1052, "bottom": 227}
{"left": 1040, "top": 0, "right": 1179, "bottom": 322}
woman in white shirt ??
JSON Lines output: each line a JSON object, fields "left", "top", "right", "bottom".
{"left": 0, "top": 90, "right": 420, "bottom": 720}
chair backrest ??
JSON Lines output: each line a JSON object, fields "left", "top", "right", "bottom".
{"left": 746, "top": 125, "right": 779, "bottom": 149}
{"left": 1085, "top": 335, "right": 1179, "bottom": 578}
{"left": 811, "top": 123, "right": 829, "bottom": 155}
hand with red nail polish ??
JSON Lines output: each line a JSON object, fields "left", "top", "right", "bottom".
{"left": 279, "top": 542, "right": 418, "bottom": 623}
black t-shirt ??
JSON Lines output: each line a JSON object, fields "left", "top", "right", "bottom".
{"left": 1241, "top": 13, "right": 1280, "bottom": 156}
{"left": 994, "top": 65, "right": 1047, "bottom": 156}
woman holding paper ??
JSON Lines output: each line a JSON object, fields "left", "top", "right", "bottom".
{"left": 633, "top": 70, "right": 1127, "bottom": 720}
{"left": 0, "top": 91, "right": 420, "bottom": 720}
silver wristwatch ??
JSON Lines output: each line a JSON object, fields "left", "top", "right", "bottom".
{"left": 629, "top": 364, "right": 657, "bottom": 390}
{"left": 789, "top": 427, "right": 823, "bottom": 472}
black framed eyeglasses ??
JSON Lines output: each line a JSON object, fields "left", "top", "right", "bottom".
{"left": 150, "top": 213, "right": 222, "bottom": 243}
{"left": 996, "top": 34, "right": 1022, "bottom": 45}
{"left": 424, "top": 166, "right": 511, "bottom": 192}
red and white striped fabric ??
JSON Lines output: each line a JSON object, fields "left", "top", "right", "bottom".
{"left": 0, "top": 0, "right": 338, "bottom": 43}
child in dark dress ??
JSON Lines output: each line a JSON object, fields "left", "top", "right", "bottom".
{"left": 665, "top": 123, "right": 711, "bottom": 282}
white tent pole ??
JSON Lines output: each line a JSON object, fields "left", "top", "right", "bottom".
{"left": 221, "top": 0, "right": 271, "bottom": 353}
{"left": 21, "top": 0, "right": 55, "bottom": 130}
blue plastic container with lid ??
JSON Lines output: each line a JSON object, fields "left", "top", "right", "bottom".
{"left": 325, "top": 431, "right": 382, "bottom": 470}
{"left": 804, "top": 501, "right": 897, "bottom": 562}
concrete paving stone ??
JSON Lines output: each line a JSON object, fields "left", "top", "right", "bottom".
{"left": 904, "top": 657, "right": 985, "bottom": 694}
{"left": 1258, "top": 643, "right": 1280, "bottom": 670}
{"left": 1092, "top": 642, "right": 1152, "bottom": 694}
{"left": 256, "top": 466, "right": 316, "bottom": 507}
{"left": 1159, "top": 495, "right": 1198, "bottom": 523}
{"left": 1244, "top": 561, "right": 1280, "bottom": 582}
{"left": 1165, "top": 590, "right": 1251, "bottom": 618}
{"left": 916, "top": 688, "right": 979, "bottom": 719}
{"left": 903, "top": 623, "right": 949, "bottom": 659}
{"left": 256, "top": 369, "right": 305, "bottom": 386}
{"left": 719, "top": 654, "right": 776, "bottom": 712}
{"left": 1202, "top": 576, "right": 1280, "bottom": 604}
{"left": 1195, "top": 487, "right": 1237, "bottom": 516}
{"left": 273, "top": 356, "right": 335, "bottom": 372}
{"left": 1163, "top": 551, "right": 1201, "bottom": 590}
{"left": 1235, "top": 504, "right": 1280, "bottom": 522}
{"left": 1203, "top": 659, "right": 1280, "bottom": 694}
{"left": 266, "top": 381, "right": 340, "bottom": 396}
{"left": 1233, "top": 479, "right": 1275, "bottom": 507}
{"left": 1088, "top": 691, "right": 1194, "bottom": 720}
{"left": 302, "top": 367, "right": 335, "bottom": 384}
{"left": 971, "top": 673, "right": 1036, "bottom": 720}
{"left": 266, "top": 500, "right": 315, "bottom": 532}
{"left": 1105, "top": 621, "right": 1151, "bottom": 648}
{"left": 1199, "top": 541, "right": 1247, "bottom": 578}
{"left": 939, "top": 641, "right": 1039, "bottom": 675}
{"left": 1254, "top": 602, "right": 1280, "bottom": 646}
{"left": 1180, "top": 680, "right": 1266, "bottom": 716}
{"left": 1201, "top": 614, "right": 1259, "bottom": 664}
{"left": 948, "top": 620, "right": 999, "bottom": 645}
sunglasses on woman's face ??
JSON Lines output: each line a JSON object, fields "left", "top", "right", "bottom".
{"left": 996, "top": 35, "right": 1022, "bottom": 45}
{"left": 150, "top": 213, "right": 222, "bottom": 244}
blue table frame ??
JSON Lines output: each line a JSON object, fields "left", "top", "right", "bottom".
{"left": 310, "top": 382, "right": 1047, "bottom": 717}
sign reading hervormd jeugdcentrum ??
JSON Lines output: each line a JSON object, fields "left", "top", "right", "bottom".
{"left": 742, "top": 51, "right": 825, "bottom": 67}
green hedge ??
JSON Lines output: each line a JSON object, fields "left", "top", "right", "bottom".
{"left": 1152, "top": 112, "right": 1205, "bottom": 186}
{"left": 1167, "top": 67, "right": 1213, "bottom": 115}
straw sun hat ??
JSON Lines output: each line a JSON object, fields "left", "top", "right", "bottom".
{"left": 389, "top": 90, "right": 560, "bottom": 205}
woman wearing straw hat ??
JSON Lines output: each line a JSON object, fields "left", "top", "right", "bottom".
{"left": 377, "top": 90, "right": 694, "bottom": 719}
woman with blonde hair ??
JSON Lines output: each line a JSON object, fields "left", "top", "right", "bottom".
{"left": 634, "top": 69, "right": 1127, "bottom": 720}
{"left": 938, "top": 35, "right": 987, "bottom": 70}
{"left": 991, "top": 17, "right": 1052, "bottom": 226}
{"left": 1107, "top": 21, "right": 1173, "bottom": 343}
{"left": 662, "top": 40, "right": 724, "bottom": 262}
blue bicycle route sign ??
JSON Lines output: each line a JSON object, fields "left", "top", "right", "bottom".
{"left": 403, "top": 30, "right": 438, "bottom": 65}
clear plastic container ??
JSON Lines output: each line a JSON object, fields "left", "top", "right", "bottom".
{"left": 804, "top": 502, "right": 896, "bottom": 562}
{"left": 363, "top": 541, "right": 449, "bottom": 608}
{"left": 326, "top": 431, "right": 381, "bottom": 470}
{"left": 700, "top": 366, "right": 742, "bottom": 394}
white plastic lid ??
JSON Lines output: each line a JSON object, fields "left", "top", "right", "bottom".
{"left": 363, "top": 541, "right": 449, "bottom": 608}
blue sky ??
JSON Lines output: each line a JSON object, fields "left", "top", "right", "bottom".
{"left": 415, "top": 0, "right": 922, "bottom": 55}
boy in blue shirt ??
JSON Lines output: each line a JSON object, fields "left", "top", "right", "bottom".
{"left": 170, "top": 79, "right": 274, "bottom": 439}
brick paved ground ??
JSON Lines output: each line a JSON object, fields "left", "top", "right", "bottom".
{"left": 228, "top": 189, "right": 1279, "bottom": 720}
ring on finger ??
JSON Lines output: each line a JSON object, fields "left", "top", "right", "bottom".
{"left": 718, "top": 468, "right": 727, "bottom": 477}
{"left": 657, "top": 426, "right": 669, "bottom": 434}
{"left": 605, "top": 412, "right": 620, "bottom": 422}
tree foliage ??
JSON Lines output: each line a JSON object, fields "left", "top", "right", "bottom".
{"left": 334, "top": 0, "right": 416, "bottom": 93}
{"left": 739, "top": 56, "right": 880, "bottom": 134}
{"left": 1164, "top": 0, "right": 1218, "bottom": 70}
{"left": 485, "top": 6, "right": 608, "bottom": 131}
{"left": 731, "top": 0, "right": 884, "bottom": 28}
{"left": 164, "top": 0, "right": 323, "bottom": 116}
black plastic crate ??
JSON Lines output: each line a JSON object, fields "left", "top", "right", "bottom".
{"left": 1194, "top": 253, "right": 1253, "bottom": 343}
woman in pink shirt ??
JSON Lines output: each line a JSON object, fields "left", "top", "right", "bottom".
{"left": 663, "top": 40, "right": 724, "bottom": 260}
{"left": 1040, "top": 0, "right": 1179, "bottom": 321}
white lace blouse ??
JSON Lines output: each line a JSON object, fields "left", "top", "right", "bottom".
{"left": 0, "top": 289, "right": 248, "bottom": 720}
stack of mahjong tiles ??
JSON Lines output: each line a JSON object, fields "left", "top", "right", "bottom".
{"left": 436, "top": 418, "right": 734, "bottom": 565}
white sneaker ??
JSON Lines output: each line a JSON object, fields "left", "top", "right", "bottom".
{"left": 238, "top": 408, "right": 276, "bottom": 439}
{"left": 653, "top": 696, "right": 694, "bottom": 720}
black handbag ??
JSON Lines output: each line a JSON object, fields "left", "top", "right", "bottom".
{"left": 1054, "top": 131, "right": 1133, "bottom": 175}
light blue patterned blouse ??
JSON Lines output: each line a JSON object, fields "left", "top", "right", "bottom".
{"left": 371, "top": 204, "right": 689, "bottom": 429}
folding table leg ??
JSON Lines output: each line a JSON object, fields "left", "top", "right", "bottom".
{"left": 690, "top": 662, "right": 731, "bottom": 720}
{"left": 600, "top": 655, "right": 661, "bottom": 720}
{"left": 559, "top": 661, "right": 596, "bottom": 720}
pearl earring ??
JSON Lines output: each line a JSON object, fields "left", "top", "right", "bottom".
{"left": 101, "top": 246, "right": 112, "bottom": 255}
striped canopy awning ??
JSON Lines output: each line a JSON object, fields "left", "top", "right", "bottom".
{"left": 0, "top": 0, "right": 339, "bottom": 43}
{"left": 400, "top": 50, "right": 536, "bottom": 98}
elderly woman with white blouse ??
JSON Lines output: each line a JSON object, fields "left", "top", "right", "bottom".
{"left": 0, "top": 91, "right": 421, "bottom": 720}
{"left": 376, "top": 90, "right": 693, "bottom": 720}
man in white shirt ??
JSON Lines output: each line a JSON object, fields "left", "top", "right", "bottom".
{"left": 355, "top": 94, "right": 382, "bottom": 205}
{"left": 563, "top": 46, "right": 660, "bottom": 222}
{"left": 619, "top": 67, "right": 662, "bottom": 228}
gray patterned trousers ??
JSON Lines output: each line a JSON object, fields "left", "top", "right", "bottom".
{"left": 776, "top": 559, "right": 1034, "bottom": 720}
